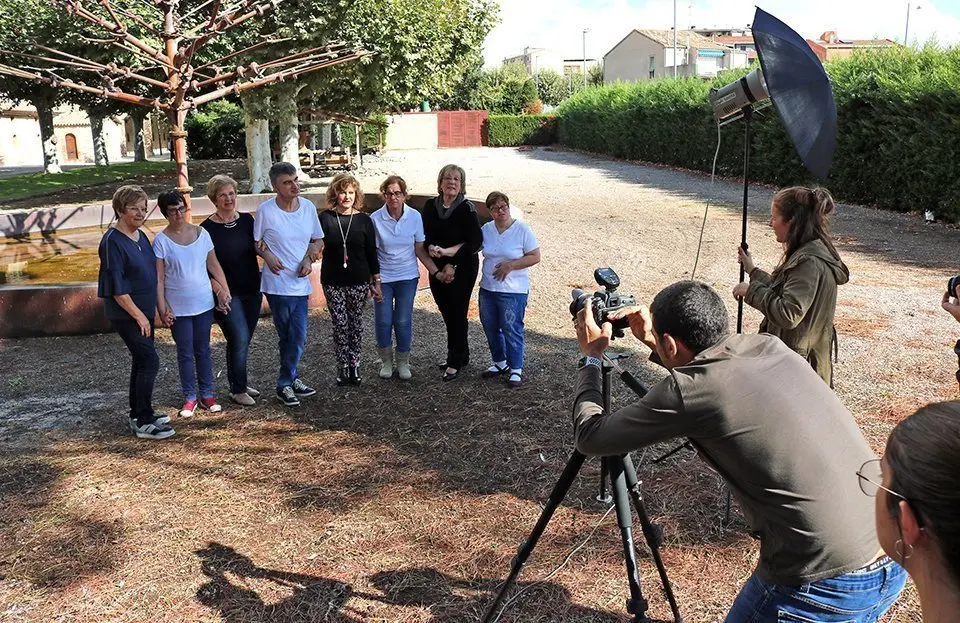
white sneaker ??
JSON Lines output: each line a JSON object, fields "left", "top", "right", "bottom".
{"left": 231, "top": 392, "right": 256, "bottom": 406}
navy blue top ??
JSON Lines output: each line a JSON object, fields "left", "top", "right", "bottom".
{"left": 97, "top": 228, "right": 158, "bottom": 321}
{"left": 200, "top": 212, "right": 261, "bottom": 296}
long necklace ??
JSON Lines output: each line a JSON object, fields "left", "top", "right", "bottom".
{"left": 336, "top": 210, "right": 354, "bottom": 268}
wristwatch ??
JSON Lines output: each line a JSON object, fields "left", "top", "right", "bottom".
{"left": 578, "top": 355, "right": 603, "bottom": 370}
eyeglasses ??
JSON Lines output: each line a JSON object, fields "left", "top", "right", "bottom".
{"left": 167, "top": 205, "right": 188, "bottom": 214}
{"left": 383, "top": 191, "right": 405, "bottom": 198}
{"left": 857, "top": 458, "right": 926, "bottom": 528}
{"left": 857, "top": 459, "right": 906, "bottom": 501}
{"left": 217, "top": 191, "right": 236, "bottom": 200}
{"left": 489, "top": 204, "right": 509, "bottom": 212}
{"left": 441, "top": 176, "right": 461, "bottom": 183}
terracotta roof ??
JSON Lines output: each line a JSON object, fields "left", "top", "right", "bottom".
{"left": 635, "top": 29, "right": 728, "bottom": 51}
{"left": 821, "top": 39, "right": 896, "bottom": 47}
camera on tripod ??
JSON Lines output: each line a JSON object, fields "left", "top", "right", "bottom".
{"left": 570, "top": 267, "right": 637, "bottom": 339}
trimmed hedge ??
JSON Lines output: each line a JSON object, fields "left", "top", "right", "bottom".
{"left": 488, "top": 114, "right": 557, "bottom": 146}
{"left": 555, "top": 45, "right": 960, "bottom": 221}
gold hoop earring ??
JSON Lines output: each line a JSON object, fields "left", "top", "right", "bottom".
{"left": 895, "top": 539, "right": 914, "bottom": 561}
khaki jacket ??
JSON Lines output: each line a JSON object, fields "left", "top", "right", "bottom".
{"left": 744, "top": 239, "right": 849, "bottom": 386}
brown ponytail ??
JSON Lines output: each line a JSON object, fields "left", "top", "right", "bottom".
{"left": 771, "top": 186, "right": 842, "bottom": 276}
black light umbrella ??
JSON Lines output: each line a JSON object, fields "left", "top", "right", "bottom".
{"left": 707, "top": 6, "right": 838, "bottom": 334}
{"left": 753, "top": 7, "right": 837, "bottom": 180}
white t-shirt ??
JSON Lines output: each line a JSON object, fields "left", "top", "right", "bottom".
{"left": 253, "top": 197, "right": 324, "bottom": 296}
{"left": 153, "top": 227, "right": 215, "bottom": 317}
{"left": 480, "top": 219, "right": 539, "bottom": 294}
{"left": 371, "top": 204, "right": 425, "bottom": 283}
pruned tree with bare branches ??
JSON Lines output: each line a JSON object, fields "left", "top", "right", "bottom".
{"left": 0, "top": 0, "right": 370, "bottom": 208}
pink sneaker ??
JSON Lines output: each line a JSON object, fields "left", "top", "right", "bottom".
{"left": 179, "top": 399, "right": 198, "bottom": 417}
{"left": 200, "top": 397, "right": 222, "bottom": 413}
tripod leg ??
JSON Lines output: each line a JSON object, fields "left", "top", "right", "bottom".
{"left": 481, "top": 451, "right": 587, "bottom": 623}
{"left": 606, "top": 457, "right": 650, "bottom": 622}
{"left": 597, "top": 460, "right": 613, "bottom": 503}
{"left": 621, "top": 456, "right": 684, "bottom": 623}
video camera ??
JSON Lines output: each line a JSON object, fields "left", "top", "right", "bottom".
{"left": 570, "top": 267, "right": 637, "bottom": 339}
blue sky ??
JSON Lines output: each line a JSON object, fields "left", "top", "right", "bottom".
{"left": 482, "top": 0, "right": 960, "bottom": 66}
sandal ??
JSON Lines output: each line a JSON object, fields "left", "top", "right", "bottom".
{"left": 482, "top": 363, "right": 509, "bottom": 378}
{"left": 507, "top": 371, "right": 522, "bottom": 388}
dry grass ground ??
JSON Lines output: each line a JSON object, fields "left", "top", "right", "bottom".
{"left": 2, "top": 147, "right": 958, "bottom": 622}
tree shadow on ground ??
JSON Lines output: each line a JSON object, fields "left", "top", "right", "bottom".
{"left": 0, "top": 455, "right": 121, "bottom": 587}
{"left": 516, "top": 147, "right": 960, "bottom": 272}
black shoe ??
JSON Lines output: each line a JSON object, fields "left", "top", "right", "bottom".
{"left": 132, "top": 419, "right": 175, "bottom": 440}
{"left": 349, "top": 365, "right": 362, "bottom": 385}
{"left": 292, "top": 378, "right": 316, "bottom": 397}
{"left": 336, "top": 366, "right": 350, "bottom": 387}
{"left": 442, "top": 367, "right": 461, "bottom": 382}
{"left": 277, "top": 386, "right": 301, "bottom": 407}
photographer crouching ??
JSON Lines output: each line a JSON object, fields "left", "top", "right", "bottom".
{"left": 573, "top": 280, "right": 905, "bottom": 623}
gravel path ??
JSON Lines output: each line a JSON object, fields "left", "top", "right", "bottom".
{"left": 1, "top": 146, "right": 956, "bottom": 622}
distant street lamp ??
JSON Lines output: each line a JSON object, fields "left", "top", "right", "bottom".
{"left": 905, "top": 2, "right": 921, "bottom": 44}
{"left": 673, "top": 0, "right": 678, "bottom": 77}
{"left": 582, "top": 28, "right": 589, "bottom": 88}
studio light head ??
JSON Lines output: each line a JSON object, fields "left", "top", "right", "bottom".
{"left": 708, "top": 68, "right": 769, "bottom": 121}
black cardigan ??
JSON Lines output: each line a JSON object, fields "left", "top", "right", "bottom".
{"left": 421, "top": 195, "right": 482, "bottom": 271}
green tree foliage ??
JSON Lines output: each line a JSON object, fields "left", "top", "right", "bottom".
{"left": 437, "top": 62, "right": 538, "bottom": 113}
{"left": 556, "top": 46, "right": 960, "bottom": 221}
{"left": 184, "top": 100, "right": 247, "bottom": 159}
{"left": 588, "top": 63, "right": 604, "bottom": 87}
{"left": 535, "top": 69, "right": 568, "bottom": 107}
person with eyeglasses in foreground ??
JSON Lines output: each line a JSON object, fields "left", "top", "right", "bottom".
{"left": 97, "top": 185, "right": 174, "bottom": 440}
{"left": 859, "top": 401, "right": 960, "bottom": 623}
{"left": 573, "top": 280, "right": 905, "bottom": 622}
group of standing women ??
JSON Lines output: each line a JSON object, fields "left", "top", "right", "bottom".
{"left": 98, "top": 163, "right": 541, "bottom": 440}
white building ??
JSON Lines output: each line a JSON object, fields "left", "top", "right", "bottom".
{"left": 0, "top": 101, "right": 166, "bottom": 167}
{"left": 603, "top": 29, "right": 749, "bottom": 83}
{"left": 502, "top": 47, "right": 564, "bottom": 75}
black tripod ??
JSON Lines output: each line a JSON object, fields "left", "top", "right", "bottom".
{"left": 481, "top": 357, "right": 682, "bottom": 623}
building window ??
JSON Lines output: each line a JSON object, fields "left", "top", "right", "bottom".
{"left": 649, "top": 55, "right": 655, "bottom": 79}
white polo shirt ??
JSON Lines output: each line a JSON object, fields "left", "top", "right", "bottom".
{"left": 371, "top": 204, "right": 425, "bottom": 283}
{"left": 480, "top": 219, "right": 539, "bottom": 294}
{"left": 253, "top": 197, "right": 324, "bottom": 297}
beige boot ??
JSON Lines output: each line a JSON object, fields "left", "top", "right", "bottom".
{"left": 378, "top": 347, "right": 394, "bottom": 379}
{"left": 396, "top": 351, "right": 412, "bottom": 380}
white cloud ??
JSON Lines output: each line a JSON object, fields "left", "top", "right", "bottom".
{"left": 483, "top": 0, "right": 960, "bottom": 67}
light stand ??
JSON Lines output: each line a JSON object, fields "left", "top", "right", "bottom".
{"left": 736, "top": 106, "right": 753, "bottom": 333}
{"left": 481, "top": 357, "right": 682, "bottom": 623}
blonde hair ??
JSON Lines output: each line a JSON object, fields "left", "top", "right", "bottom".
{"left": 325, "top": 173, "right": 364, "bottom": 211}
{"left": 436, "top": 164, "right": 466, "bottom": 196}
{"left": 112, "top": 185, "right": 148, "bottom": 217}
{"left": 206, "top": 175, "right": 237, "bottom": 203}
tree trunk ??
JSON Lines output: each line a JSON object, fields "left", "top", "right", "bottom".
{"left": 244, "top": 108, "right": 272, "bottom": 193}
{"left": 90, "top": 113, "right": 109, "bottom": 166}
{"left": 131, "top": 110, "right": 148, "bottom": 162}
{"left": 35, "top": 99, "right": 61, "bottom": 174}
{"left": 276, "top": 87, "right": 306, "bottom": 177}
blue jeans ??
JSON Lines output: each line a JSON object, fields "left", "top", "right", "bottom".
{"left": 266, "top": 294, "right": 308, "bottom": 390}
{"left": 478, "top": 288, "right": 528, "bottom": 370}
{"left": 725, "top": 557, "right": 906, "bottom": 623}
{"left": 373, "top": 277, "right": 419, "bottom": 352}
{"left": 111, "top": 317, "right": 159, "bottom": 425}
{"left": 214, "top": 293, "right": 262, "bottom": 394}
{"left": 169, "top": 309, "right": 215, "bottom": 401}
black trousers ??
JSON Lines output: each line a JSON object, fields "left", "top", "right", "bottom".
{"left": 429, "top": 256, "right": 479, "bottom": 369}
{"left": 112, "top": 317, "right": 159, "bottom": 425}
